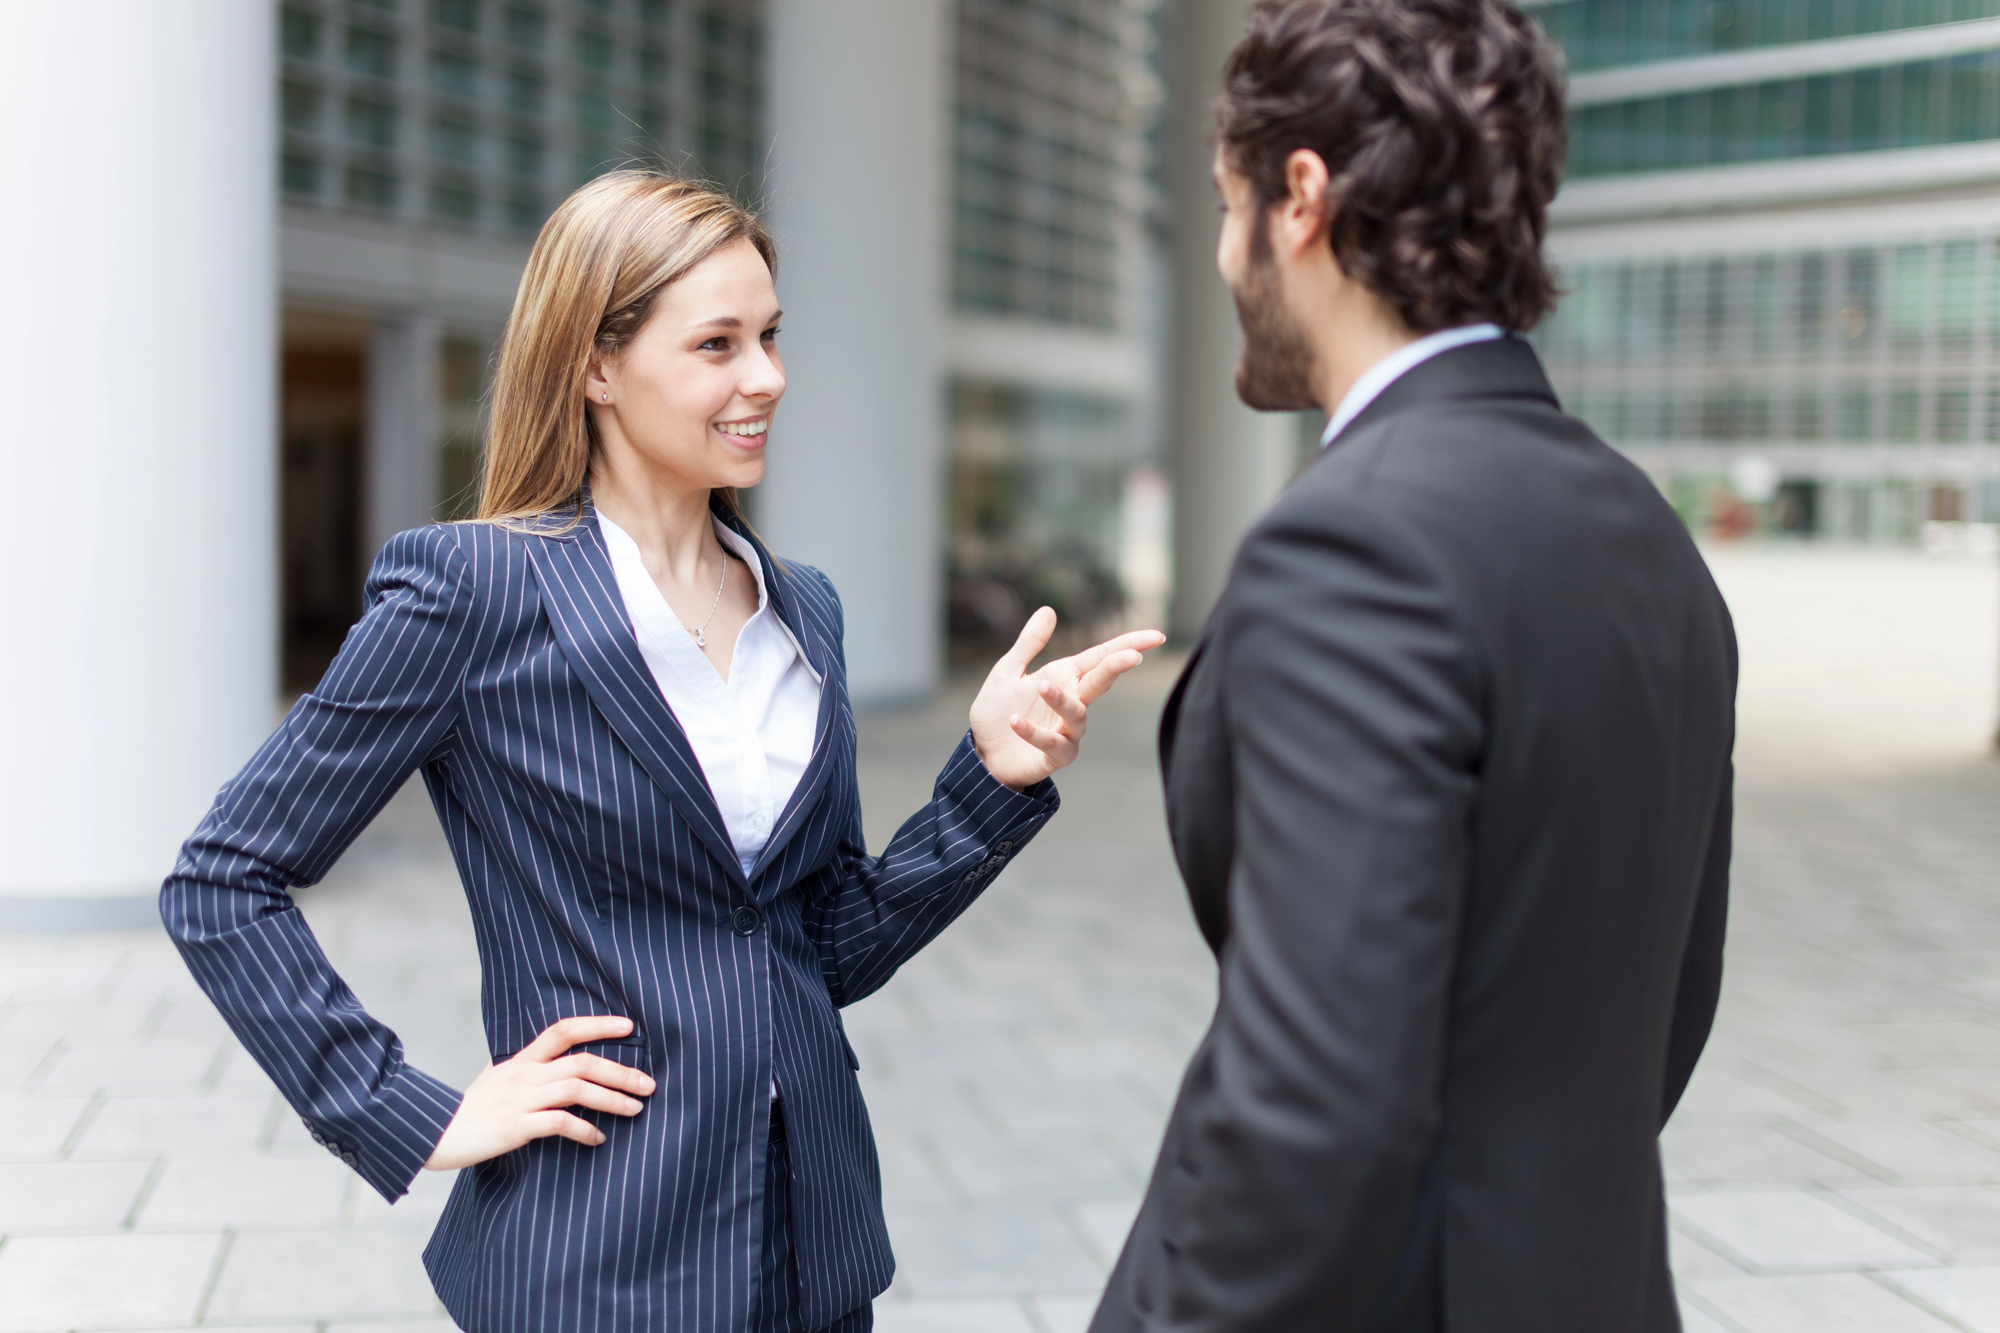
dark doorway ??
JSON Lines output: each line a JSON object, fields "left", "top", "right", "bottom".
{"left": 282, "top": 342, "right": 366, "bottom": 692}
{"left": 1773, "top": 479, "right": 1819, "bottom": 536}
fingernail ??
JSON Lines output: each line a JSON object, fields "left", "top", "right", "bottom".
{"left": 638, "top": 1076, "right": 656, "bottom": 1094}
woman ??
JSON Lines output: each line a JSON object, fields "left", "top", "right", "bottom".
{"left": 161, "top": 172, "right": 1162, "bottom": 1333}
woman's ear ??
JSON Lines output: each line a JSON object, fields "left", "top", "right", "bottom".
{"left": 583, "top": 353, "right": 613, "bottom": 406}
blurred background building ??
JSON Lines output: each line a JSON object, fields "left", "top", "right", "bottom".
{"left": 1533, "top": 0, "right": 2000, "bottom": 547}
{"left": 10, "top": 0, "right": 2000, "bottom": 923}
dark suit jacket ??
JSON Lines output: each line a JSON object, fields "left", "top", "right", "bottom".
{"left": 1091, "top": 338, "right": 1735, "bottom": 1333}
{"left": 161, "top": 498, "right": 1056, "bottom": 1333}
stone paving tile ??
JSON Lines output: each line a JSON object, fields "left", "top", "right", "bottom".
{"left": 134, "top": 1153, "right": 352, "bottom": 1230}
{"left": 1839, "top": 1186, "right": 2000, "bottom": 1264}
{"left": 0, "top": 1159, "right": 158, "bottom": 1233}
{"left": 1805, "top": 1121, "right": 2000, "bottom": 1185}
{"left": 870, "top": 1296, "right": 1040, "bottom": 1333}
{"left": 1685, "top": 1272, "right": 1966, "bottom": 1332}
{"left": 69, "top": 1092, "right": 275, "bottom": 1160}
{"left": 1661, "top": 1124, "right": 1875, "bottom": 1186}
{"left": 0, "top": 1231, "right": 223, "bottom": 1333}
{"left": 202, "top": 1227, "right": 441, "bottom": 1322}
{"left": 883, "top": 1198, "right": 1109, "bottom": 1299}
{"left": 1670, "top": 1190, "right": 1942, "bottom": 1272}
{"left": 0, "top": 1094, "right": 91, "bottom": 1160}
{"left": 1882, "top": 1266, "right": 2000, "bottom": 1332}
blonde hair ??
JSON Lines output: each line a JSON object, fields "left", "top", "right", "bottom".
{"left": 477, "top": 170, "right": 777, "bottom": 526}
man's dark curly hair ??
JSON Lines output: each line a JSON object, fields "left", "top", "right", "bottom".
{"left": 1217, "top": 0, "right": 1567, "bottom": 332}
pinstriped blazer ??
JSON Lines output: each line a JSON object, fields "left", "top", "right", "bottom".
{"left": 160, "top": 498, "right": 1058, "bottom": 1333}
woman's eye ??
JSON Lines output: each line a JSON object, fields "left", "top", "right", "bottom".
{"left": 762, "top": 326, "right": 781, "bottom": 341}
{"left": 699, "top": 336, "right": 729, "bottom": 351}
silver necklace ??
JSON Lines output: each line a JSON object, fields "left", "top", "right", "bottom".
{"left": 690, "top": 551, "right": 728, "bottom": 649}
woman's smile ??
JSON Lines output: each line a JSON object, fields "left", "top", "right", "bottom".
{"left": 715, "top": 413, "right": 772, "bottom": 443}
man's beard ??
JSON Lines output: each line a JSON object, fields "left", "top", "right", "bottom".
{"left": 1231, "top": 244, "right": 1320, "bottom": 413}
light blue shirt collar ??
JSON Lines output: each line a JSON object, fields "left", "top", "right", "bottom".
{"left": 1319, "top": 323, "right": 1505, "bottom": 450}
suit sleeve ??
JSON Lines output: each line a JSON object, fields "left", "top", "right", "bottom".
{"left": 1131, "top": 500, "right": 1485, "bottom": 1330}
{"left": 159, "top": 525, "right": 474, "bottom": 1202}
{"left": 1662, "top": 597, "right": 1736, "bottom": 1123}
{"left": 796, "top": 569, "right": 1060, "bottom": 1008}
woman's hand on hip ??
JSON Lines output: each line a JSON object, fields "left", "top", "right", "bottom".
{"left": 424, "top": 1016, "right": 655, "bottom": 1171}
{"left": 969, "top": 607, "right": 1165, "bottom": 791}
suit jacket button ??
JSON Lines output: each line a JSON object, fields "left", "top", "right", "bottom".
{"left": 960, "top": 871, "right": 978, "bottom": 888}
{"left": 995, "top": 841, "right": 1012, "bottom": 856}
{"left": 731, "top": 905, "right": 763, "bottom": 936}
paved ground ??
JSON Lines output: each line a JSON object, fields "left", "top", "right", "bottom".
{"left": 0, "top": 544, "right": 1995, "bottom": 1332}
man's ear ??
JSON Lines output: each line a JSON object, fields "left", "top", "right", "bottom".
{"left": 1276, "top": 148, "right": 1333, "bottom": 261}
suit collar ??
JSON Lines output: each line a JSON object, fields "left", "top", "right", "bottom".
{"left": 526, "top": 502, "right": 749, "bottom": 890}
{"left": 712, "top": 501, "right": 848, "bottom": 892}
{"left": 1332, "top": 334, "right": 1559, "bottom": 448}
{"left": 527, "top": 494, "right": 846, "bottom": 895}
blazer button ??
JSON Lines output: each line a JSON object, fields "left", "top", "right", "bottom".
{"left": 731, "top": 905, "right": 763, "bottom": 936}
{"left": 995, "top": 841, "right": 1012, "bottom": 856}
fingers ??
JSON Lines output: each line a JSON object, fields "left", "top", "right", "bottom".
{"left": 996, "top": 606, "right": 1057, "bottom": 674}
{"left": 546, "top": 1053, "right": 657, "bottom": 1097}
{"left": 1064, "top": 628, "right": 1166, "bottom": 678}
{"left": 1009, "top": 712, "right": 1078, "bottom": 763}
{"left": 535, "top": 1076, "right": 646, "bottom": 1117}
{"left": 1034, "top": 675, "right": 1087, "bottom": 730}
{"left": 526, "top": 1108, "right": 607, "bottom": 1148}
{"left": 1076, "top": 648, "right": 1148, "bottom": 706}
{"left": 521, "top": 1014, "right": 635, "bottom": 1062}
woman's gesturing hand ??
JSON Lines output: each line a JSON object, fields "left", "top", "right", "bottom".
{"left": 424, "top": 1016, "right": 655, "bottom": 1171}
{"left": 969, "top": 607, "right": 1166, "bottom": 791}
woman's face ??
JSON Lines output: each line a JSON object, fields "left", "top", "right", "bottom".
{"left": 588, "top": 237, "right": 785, "bottom": 493}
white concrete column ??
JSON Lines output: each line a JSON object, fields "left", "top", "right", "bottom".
{"left": 365, "top": 315, "right": 443, "bottom": 557}
{"left": 0, "top": 1, "right": 277, "bottom": 926}
{"left": 1167, "top": 0, "right": 1298, "bottom": 637}
{"left": 760, "top": 0, "right": 951, "bottom": 705}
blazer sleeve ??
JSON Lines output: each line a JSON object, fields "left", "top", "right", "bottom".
{"left": 796, "top": 568, "right": 1060, "bottom": 1008}
{"left": 1662, "top": 599, "right": 1736, "bottom": 1123}
{"left": 159, "top": 525, "right": 475, "bottom": 1203}
{"left": 1134, "top": 498, "right": 1485, "bottom": 1330}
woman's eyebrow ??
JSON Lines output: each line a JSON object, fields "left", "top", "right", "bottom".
{"left": 687, "top": 311, "right": 782, "bottom": 332}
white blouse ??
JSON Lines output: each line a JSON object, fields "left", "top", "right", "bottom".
{"left": 597, "top": 512, "right": 823, "bottom": 877}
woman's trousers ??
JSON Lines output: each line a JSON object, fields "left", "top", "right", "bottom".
{"left": 759, "top": 1099, "right": 873, "bottom": 1333}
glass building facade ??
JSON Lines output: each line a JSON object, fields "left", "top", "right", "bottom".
{"left": 1533, "top": 0, "right": 2000, "bottom": 542}
{"left": 278, "top": 0, "right": 765, "bottom": 237}
{"left": 946, "top": 0, "right": 1168, "bottom": 657}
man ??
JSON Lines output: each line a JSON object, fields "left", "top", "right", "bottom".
{"left": 1090, "top": 2, "right": 1735, "bottom": 1330}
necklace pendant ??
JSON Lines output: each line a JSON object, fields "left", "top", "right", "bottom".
{"left": 694, "top": 631, "right": 706, "bottom": 648}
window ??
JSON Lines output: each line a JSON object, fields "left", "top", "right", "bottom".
{"left": 505, "top": 5, "right": 546, "bottom": 48}
{"left": 1567, "top": 51, "right": 2000, "bottom": 177}
{"left": 281, "top": 79, "right": 323, "bottom": 132}
{"left": 431, "top": 178, "right": 480, "bottom": 224}
{"left": 506, "top": 135, "right": 543, "bottom": 177}
{"left": 345, "top": 26, "right": 398, "bottom": 81}
{"left": 431, "top": 114, "right": 480, "bottom": 167}
{"left": 280, "top": 7, "right": 323, "bottom": 60}
{"left": 433, "top": 51, "right": 481, "bottom": 102}
{"left": 346, "top": 96, "right": 399, "bottom": 149}
{"left": 434, "top": 0, "right": 479, "bottom": 33}
{"left": 505, "top": 69, "right": 544, "bottom": 114}
{"left": 282, "top": 152, "right": 323, "bottom": 196}
{"left": 574, "top": 27, "right": 614, "bottom": 73}
{"left": 345, "top": 163, "right": 398, "bottom": 209}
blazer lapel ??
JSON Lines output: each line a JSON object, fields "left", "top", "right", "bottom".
{"left": 525, "top": 511, "right": 748, "bottom": 891}
{"left": 1158, "top": 625, "right": 1214, "bottom": 783}
{"left": 723, "top": 512, "right": 843, "bottom": 892}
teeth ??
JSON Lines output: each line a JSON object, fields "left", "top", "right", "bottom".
{"left": 719, "top": 419, "right": 769, "bottom": 437}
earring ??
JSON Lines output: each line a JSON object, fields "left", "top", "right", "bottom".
{"left": 601, "top": 392, "right": 610, "bottom": 402}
